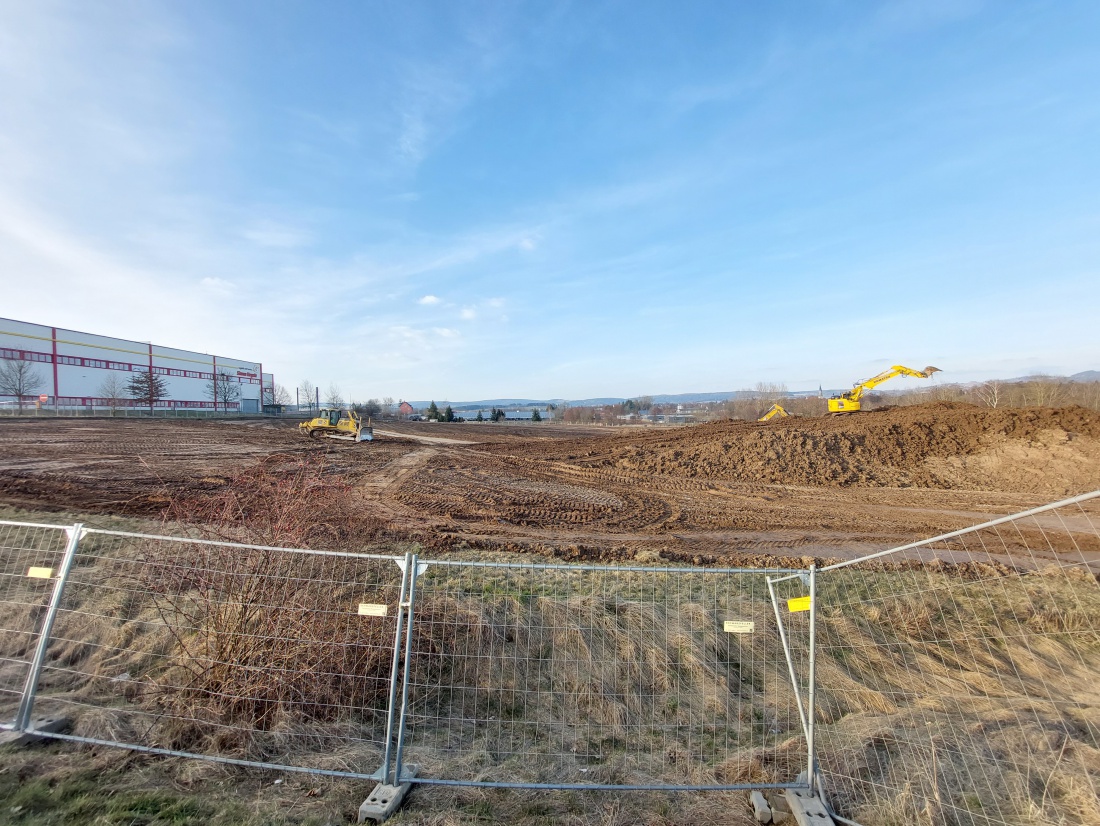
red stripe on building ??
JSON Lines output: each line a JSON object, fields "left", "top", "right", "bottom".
{"left": 51, "top": 327, "right": 59, "bottom": 408}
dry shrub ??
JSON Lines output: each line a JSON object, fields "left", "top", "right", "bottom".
{"left": 160, "top": 453, "right": 388, "bottom": 549}
{"left": 140, "top": 543, "right": 398, "bottom": 733}
{"left": 132, "top": 456, "right": 402, "bottom": 739}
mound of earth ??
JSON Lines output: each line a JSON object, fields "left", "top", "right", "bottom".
{"left": 542, "top": 404, "right": 1100, "bottom": 494}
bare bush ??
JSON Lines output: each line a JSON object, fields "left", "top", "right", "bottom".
{"left": 0, "top": 358, "right": 44, "bottom": 412}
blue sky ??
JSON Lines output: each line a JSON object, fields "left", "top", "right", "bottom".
{"left": 2, "top": 0, "right": 1098, "bottom": 401}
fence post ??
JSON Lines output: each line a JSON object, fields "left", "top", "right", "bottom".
{"left": 767, "top": 575, "right": 809, "bottom": 744}
{"left": 14, "top": 522, "right": 84, "bottom": 732}
{"left": 380, "top": 552, "right": 414, "bottom": 784}
{"left": 359, "top": 553, "right": 422, "bottom": 823}
{"left": 807, "top": 563, "right": 817, "bottom": 790}
{"left": 392, "top": 552, "right": 425, "bottom": 783}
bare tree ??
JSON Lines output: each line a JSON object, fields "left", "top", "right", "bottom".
{"left": 325, "top": 383, "right": 344, "bottom": 408}
{"left": 97, "top": 372, "right": 129, "bottom": 416}
{"left": 975, "top": 380, "right": 1003, "bottom": 409}
{"left": 299, "top": 380, "right": 317, "bottom": 414}
{"left": 753, "top": 382, "right": 787, "bottom": 401}
{"left": 355, "top": 398, "right": 382, "bottom": 419}
{"left": 273, "top": 383, "right": 292, "bottom": 406}
{"left": 1027, "top": 376, "right": 1068, "bottom": 407}
{"left": 381, "top": 396, "right": 395, "bottom": 417}
{"left": 207, "top": 369, "right": 241, "bottom": 412}
{"left": 127, "top": 370, "right": 169, "bottom": 414}
{"left": 0, "top": 359, "right": 45, "bottom": 413}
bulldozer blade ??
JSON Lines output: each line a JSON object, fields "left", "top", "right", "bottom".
{"left": 321, "top": 432, "right": 359, "bottom": 442}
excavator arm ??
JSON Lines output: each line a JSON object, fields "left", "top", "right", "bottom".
{"left": 829, "top": 365, "right": 940, "bottom": 413}
{"left": 758, "top": 403, "right": 790, "bottom": 422}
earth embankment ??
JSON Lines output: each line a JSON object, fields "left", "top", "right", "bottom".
{"left": 525, "top": 404, "right": 1100, "bottom": 495}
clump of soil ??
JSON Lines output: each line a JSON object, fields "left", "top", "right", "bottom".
{"left": 545, "top": 404, "right": 1100, "bottom": 494}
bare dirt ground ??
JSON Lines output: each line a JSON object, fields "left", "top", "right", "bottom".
{"left": 1, "top": 402, "right": 1098, "bottom": 568}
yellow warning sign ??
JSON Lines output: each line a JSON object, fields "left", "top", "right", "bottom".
{"left": 27, "top": 567, "right": 53, "bottom": 579}
{"left": 358, "top": 603, "right": 388, "bottom": 617}
{"left": 723, "top": 621, "right": 755, "bottom": 634}
{"left": 787, "top": 596, "right": 811, "bottom": 613}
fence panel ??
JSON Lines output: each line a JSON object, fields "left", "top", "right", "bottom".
{"left": 398, "top": 561, "right": 810, "bottom": 789}
{"left": 0, "top": 521, "right": 71, "bottom": 728}
{"left": 815, "top": 492, "right": 1100, "bottom": 826}
{"left": 22, "top": 530, "right": 406, "bottom": 779}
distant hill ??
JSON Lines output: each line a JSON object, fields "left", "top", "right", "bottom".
{"left": 404, "top": 373, "right": 1097, "bottom": 411}
{"left": 409, "top": 390, "right": 819, "bottom": 410}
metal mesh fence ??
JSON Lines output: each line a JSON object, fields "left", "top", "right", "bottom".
{"left": 814, "top": 492, "right": 1100, "bottom": 826}
{"left": 0, "top": 521, "right": 70, "bottom": 728}
{"left": 399, "top": 561, "right": 810, "bottom": 790}
{"left": 5, "top": 492, "right": 1098, "bottom": 819}
{"left": 28, "top": 530, "right": 405, "bottom": 779}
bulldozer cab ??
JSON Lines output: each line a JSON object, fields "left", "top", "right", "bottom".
{"left": 327, "top": 409, "right": 340, "bottom": 426}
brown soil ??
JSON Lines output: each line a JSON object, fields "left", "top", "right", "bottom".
{"left": 0, "top": 403, "right": 1097, "bottom": 567}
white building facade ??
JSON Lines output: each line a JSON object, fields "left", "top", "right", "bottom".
{"left": 0, "top": 317, "right": 270, "bottom": 413}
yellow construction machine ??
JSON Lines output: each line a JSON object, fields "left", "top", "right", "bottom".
{"left": 828, "top": 365, "right": 941, "bottom": 413}
{"left": 299, "top": 408, "right": 374, "bottom": 442}
{"left": 758, "top": 403, "right": 790, "bottom": 422}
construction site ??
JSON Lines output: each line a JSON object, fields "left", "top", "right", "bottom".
{"left": 0, "top": 402, "right": 1097, "bottom": 566}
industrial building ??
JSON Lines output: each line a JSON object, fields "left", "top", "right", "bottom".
{"left": 0, "top": 317, "right": 271, "bottom": 413}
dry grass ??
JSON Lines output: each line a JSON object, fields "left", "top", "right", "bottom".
{"left": 814, "top": 565, "right": 1100, "bottom": 825}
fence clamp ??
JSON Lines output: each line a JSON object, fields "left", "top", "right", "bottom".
{"left": 394, "top": 558, "right": 429, "bottom": 578}
{"left": 63, "top": 526, "right": 88, "bottom": 543}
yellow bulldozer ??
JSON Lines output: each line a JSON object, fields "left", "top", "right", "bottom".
{"left": 299, "top": 408, "right": 374, "bottom": 442}
{"left": 828, "top": 365, "right": 941, "bottom": 413}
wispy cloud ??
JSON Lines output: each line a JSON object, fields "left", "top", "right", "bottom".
{"left": 241, "top": 220, "right": 311, "bottom": 249}
{"left": 871, "top": 0, "right": 985, "bottom": 38}
{"left": 418, "top": 294, "right": 441, "bottom": 305}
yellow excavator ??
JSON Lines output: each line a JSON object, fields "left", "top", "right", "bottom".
{"left": 758, "top": 403, "right": 790, "bottom": 421}
{"left": 299, "top": 408, "right": 374, "bottom": 442}
{"left": 828, "top": 365, "right": 941, "bottom": 413}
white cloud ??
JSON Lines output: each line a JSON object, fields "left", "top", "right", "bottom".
{"left": 418, "top": 294, "right": 441, "bottom": 305}
{"left": 200, "top": 276, "right": 235, "bottom": 295}
{"left": 433, "top": 327, "right": 460, "bottom": 339}
{"left": 518, "top": 237, "right": 537, "bottom": 251}
{"left": 460, "top": 307, "right": 476, "bottom": 320}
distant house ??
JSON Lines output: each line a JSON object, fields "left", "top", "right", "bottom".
{"left": 398, "top": 401, "right": 415, "bottom": 418}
